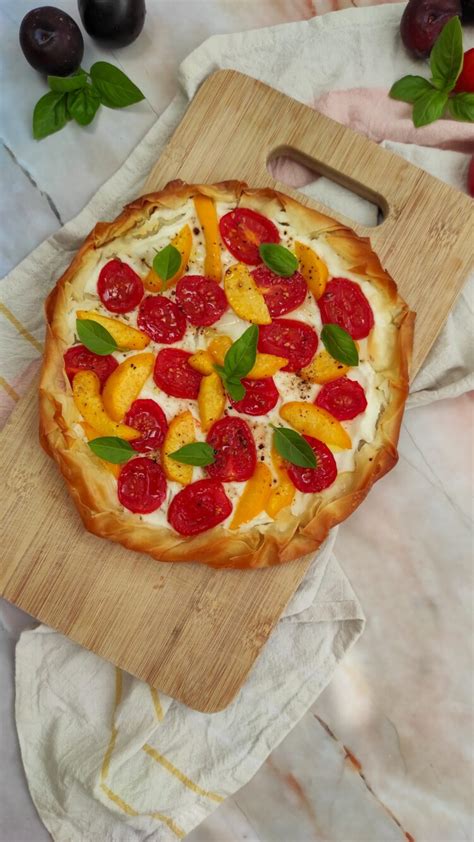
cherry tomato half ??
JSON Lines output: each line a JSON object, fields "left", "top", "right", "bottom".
{"left": 318, "top": 278, "right": 374, "bottom": 340}
{"left": 230, "top": 377, "right": 279, "bottom": 416}
{"left": 315, "top": 377, "right": 367, "bottom": 421}
{"left": 118, "top": 457, "right": 167, "bottom": 514}
{"left": 138, "top": 295, "right": 187, "bottom": 344}
{"left": 176, "top": 275, "right": 227, "bottom": 326}
{"left": 287, "top": 436, "right": 337, "bottom": 493}
{"left": 258, "top": 318, "right": 318, "bottom": 372}
{"left": 219, "top": 208, "right": 280, "bottom": 264}
{"left": 125, "top": 399, "right": 168, "bottom": 452}
{"left": 153, "top": 348, "right": 203, "bottom": 399}
{"left": 205, "top": 417, "right": 257, "bottom": 482}
{"left": 64, "top": 345, "right": 118, "bottom": 388}
{"left": 252, "top": 266, "right": 307, "bottom": 317}
{"left": 167, "top": 478, "right": 232, "bottom": 536}
{"left": 97, "top": 259, "right": 144, "bottom": 314}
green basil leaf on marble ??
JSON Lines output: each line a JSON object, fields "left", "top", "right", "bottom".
{"left": 90, "top": 61, "right": 145, "bottom": 108}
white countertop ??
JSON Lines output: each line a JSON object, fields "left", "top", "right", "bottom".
{"left": 1, "top": 1, "right": 472, "bottom": 840}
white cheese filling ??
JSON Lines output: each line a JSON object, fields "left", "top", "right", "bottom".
{"left": 65, "top": 201, "right": 387, "bottom": 532}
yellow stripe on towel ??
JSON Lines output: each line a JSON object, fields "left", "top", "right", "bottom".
{"left": 0, "top": 302, "right": 43, "bottom": 353}
{"left": 142, "top": 743, "right": 224, "bottom": 803}
{"left": 150, "top": 687, "right": 165, "bottom": 721}
{"left": 0, "top": 376, "right": 20, "bottom": 402}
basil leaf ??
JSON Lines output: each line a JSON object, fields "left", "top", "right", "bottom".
{"left": 271, "top": 425, "right": 317, "bottom": 469}
{"left": 89, "top": 437, "right": 135, "bottom": 464}
{"left": 153, "top": 244, "right": 181, "bottom": 284}
{"left": 76, "top": 318, "right": 118, "bottom": 355}
{"left": 448, "top": 92, "right": 474, "bottom": 121}
{"left": 33, "top": 92, "right": 69, "bottom": 140}
{"left": 67, "top": 85, "right": 101, "bottom": 126}
{"left": 224, "top": 378, "right": 246, "bottom": 402}
{"left": 90, "top": 61, "right": 145, "bottom": 108}
{"left": 389, "top": 76, "right": 435, "bottom": 103}
{"left": 430, "top": 16, "right": 463, "bottom": 92}
{"left": 321, "top": 324, "right": 359, "bottom": 366}
{"left": 169, "top": 442, "right": 216, "bottom": 466}
{"left": 412, "top": 90, "right": 448, "bottom": 127}
{"left": 223, "top": 324, "right": 258, "bottom": 380}
{"left": 259, "top": 243, "right": 298, "bottom": 277}
{"left": 48, "top": 70, "right": 87, "bottom": 93}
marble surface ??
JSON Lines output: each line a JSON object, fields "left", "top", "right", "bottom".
{"left": 1, "top": 1, "right": 472, "bottom": 841}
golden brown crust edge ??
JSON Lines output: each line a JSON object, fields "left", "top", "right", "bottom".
{"left": 40, "top": 180, "right": 415, "bottom": 569}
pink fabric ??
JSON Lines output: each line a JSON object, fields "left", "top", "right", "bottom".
{"left": 269, "top": 87, "right": 474, "bottom": 187}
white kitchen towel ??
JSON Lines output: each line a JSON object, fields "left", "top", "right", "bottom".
{"left": 9, "top": 5, "right": 473, "bottom": 841}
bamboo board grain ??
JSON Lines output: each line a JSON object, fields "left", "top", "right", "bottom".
{"left": 1, "top": 71, "right": 472, "bottom": 712}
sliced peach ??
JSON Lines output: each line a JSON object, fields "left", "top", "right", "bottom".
{"left": 81, "top": 422, "right": 120, "bottom": 477}
{"left": 162, "top": 410, "right": 195, "bottom": 485}
{"left": 247, "top": 353, "right": 288, "bottom": 380}
{"left": 194, "top": 195, "right": 222, "bottom": 282}
{"left": 144, "top": 224, "right": 192, "bottom": 292}
{"left": 300, "top": 350, "right": 349, "bottom": 384}
{"left": 208, "top": 334, "right": 232, "bottom": 366}
{"left": 230, "top": 462, "right": 273, "bottom": 529}
{"left": 198, "top": 372, "right": 226, "bottom": 432}
{"left": 224, "top": 263, "right": 271, "bottom": 325}
{"left": 265, "top": 444, "right": 295, "bottom": 518}
{"left": 188, "top": 350, "right": 214, "bottom": 375}
{"left": 76, "top": 310, "right": 150, "bottom": 350}
{"left": 72, "top": 371, "right": 138, "bottom": 440}
{"left": 102, "top": 352, "right": 154, "bottom": 421}
{"left": 280, "top": 401, "right": 351, "bottom": 450}
{"left": 294, "top": 241, "right": 328, "bottom": 299}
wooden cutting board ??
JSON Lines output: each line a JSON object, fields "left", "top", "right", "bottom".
{"left": 1, "top": 71, "right": 472, "bottom": 712}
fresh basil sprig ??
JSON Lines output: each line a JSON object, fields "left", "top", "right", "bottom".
{"left": 90, "top": 62, "right": 145, "bottom": 108}
{"left": 214, "top": 324, "right": 258, "bottom": 402}
{"left": 321, "top": 324, "right": 359, "bottom": 366}
{"left": 33, "top": 62, "right": 145, "bottom": 140}
{"left": 88, "top": 437, "right": 135, "bottom": 464}
{"left": 271, "top": 425, "right": 317, "bottom": 469}
{"left": 259, "top": 243, "right": 298, "bottom": 277}
{"left": 389, "top": 18, "right": 472, "bottom": 127}
{"left": 169, "top": 442, "right": 216, "bottom": 466}
{"left": 153, "top": 244, "right": 181, "bottom": 287}
{"left": 76, "top": 318, "right": 118, "bottom": 355}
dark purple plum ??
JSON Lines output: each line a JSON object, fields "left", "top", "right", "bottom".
{"left": 400, "top": 0, "right": 462, "bottom": 57}
{"left": 461, "top": 0, "right": 474, "bottom": 22}
{"left": 20, "top": 6, "right": 84, "bottom": 76}
{"left": 78, "top": 0, "right": 146, "bottom": 47}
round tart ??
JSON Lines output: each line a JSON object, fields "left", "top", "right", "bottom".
{"left": 40, "top": 181, "right": 414, "bottom": 568}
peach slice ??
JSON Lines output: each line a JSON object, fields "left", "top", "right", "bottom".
{"left": 265, "top": 444, "right": 295, "bottom": 518}
{"left": 72, "top": 371, "right": 139, "bottom": 440}
{"left": 198, "top": 372, "right": 226, "bottom": 432}
{"left": 294, "top": 241, "right": 328, "bottom": 299}
{"left": 230, "top": 462, "right": 273, "bottom": 529}
{"left": 300, "top": 350, "right": 349, "bottom": 384}
{"left": 280, "top": 401, "right": 351, "bottom": 450}
{"left": 224, "top": 263, "right": 271, "bottom": 325}
{"left": 76, "top": 310, "right": 150, "bottom": 350}
{"left": 102, "top": 352, "right": 154, "bottom": 421}
{"left": 162, "top": 410, "right": 195, "bottom": 485}
{"left": 194, "top": 196, "right": 222, "bottom": 282}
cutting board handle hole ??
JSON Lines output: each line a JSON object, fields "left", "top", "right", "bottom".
{"left": 267, "top": 147, "right": 388, "bottom": 228}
